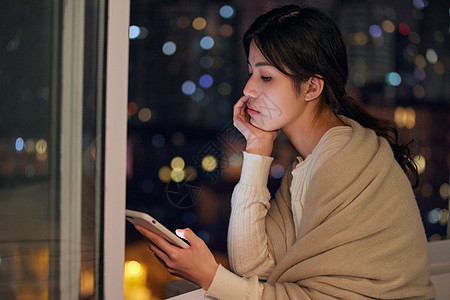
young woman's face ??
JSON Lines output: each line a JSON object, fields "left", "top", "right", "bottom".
{"left": 244, "top": 40, "right": 309, "bottom": 132}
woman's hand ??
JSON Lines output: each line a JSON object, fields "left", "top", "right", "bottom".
{"left": 136, "top": 225, "right": 219, "bottom": 290}
{"left": 233, "top": 95, "right": 278, "bottom": 156}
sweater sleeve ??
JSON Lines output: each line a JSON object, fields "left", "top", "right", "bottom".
{"left": 205, "top": 264, "right": 263, "bottom": 300}
{"left": 227, "top": 151, "right": 276, "bottom": 279}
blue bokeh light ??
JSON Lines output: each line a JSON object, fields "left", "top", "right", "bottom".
{"left": 162, "top": 41, "right": 177, "bottom": 55}
{"left": 413, "top": 0, "right": 425, "bottom": 10}
{"left": 15, "top": 137, "right": 24, "bottom": 151}
{"left": 152, "top": 134, "right": 165, "bottom": 148}
{"left": 129, "top": 25, "right": 140, "bottom": 39}
{"left": 182, "top": 80, "right": 196, "bottom": 95}
{"left": 369, "top": 25, "right": 383, "bottom": 37}
{"left": 219, "top": 5, "right": 234, "bottom": 19}
{"left": 385, "top": 72, "right": 402, "bottom": 86}
{"left": 200, "top": 36, "right": 214, "bottom": 50}
{"left": 199, "top": 74, "right": 213, "bottom": 88}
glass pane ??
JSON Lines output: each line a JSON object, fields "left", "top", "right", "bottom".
{"left": 0, "top": 0, "right": 106, "bottom": 299}
{"left": 80, "top": 0, "right": 106, "bottom": 298}
{"left": 0, "top": 0, "right": 59, "bottom": 298}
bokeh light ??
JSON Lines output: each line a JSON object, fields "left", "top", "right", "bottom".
{"left": 25, "top": 139, "right": 35, "bottom": 153}
{"left": 137, "top": 27, "right": 148, "bottom": 39}
{"left": 433, "top": 62, "right": 445, "bottom": 75}
{"left": 177, "top": 16, "right": 190, "bottom": 29}
{"left": 126, "top": 261, "right": 142, "bottom": 275}
{"left": 413, "top": 85, "right": 425, "bottom": 98}
{"left": 425, "top": 49, "right": 438, "bottom": 64}
{"left": 369, "top": 25, "right": 382, "bottom": 37}
{"left": 219, "top": 5, "right": 234, "bottom": 18}
{"left": 228, "top": 153, "right": 243, "bottom": 168}
{"left": 414, "top": 155, "right": 426, "bottom": 174}
{"left": 270, "top": 164, "right": 285, "bottom": 179}
{"left": 413, "top": 67, "right": 426, "bottom": 81}
{"left": 352, "top": 73, "right": 366, "bottom": 87}
{"left": 129, "top": 25, "right": 140, "bottom": 39}
{"left": 385, "top": 72, "right": 402, "bottom": 86}
{"left": 171, "top": 169, "right": 185, "bottom": 182}
{"left": 199, "top": 74, "right": 213, "bottom": 88}
{"left": 348, "top": 32, "right": 368, "bottom": 45}
{"left": 184, "top": 166, "right": 197, "bottom": 181}
{"left": 15, "top": 137, "right": 24, "bottom": 151}
{"left": 192, "top": 17, "right": 206, "bottom": 30}
{"left": 162, "top": 41, "right": 177, "bottom": 56}
{"left": 35, "top": 139, "right": 47, "bottom": 154}
{"left": 219, "top": 24, "right": 233, "bottom": 37}
{"left": 382, "top": 20, "right": 395, "bottom": 33}
{"left": 408, "top": 32, "right": 420, "bottom": 44}
{"left": 440, "top": 209, "right": 449, "bottom": 226}
{"left": 200, "top": 36, "right": 214, "bottom": 50}
{"left": 158, "top": 166, "right": 171, "bottom": 183}
{"left": 128, "top": 102, "right": 138, "bottom": 116}
{"left": 440, "top": 183, "right": 449, "bottom": 199}
{"left": 138, "top": 108, "right": 152, "bottom": 122}
{"left": 398, "top": 23, "right": 411, "bottom": 36}
{"left": 414, "top": 55, "right": 427, "bottom": 68}
{"left": 171, "top": 156, "right": 185, "bottom": 171}
{"left": 428, "top": 208, "right": 441, "bottom": 224}
{"left": 413, "top": 0, "right": 425, "bottom": 9}
{"left": 421, "top": 183, "right": 433, "bottom": 197}
{"left": 181, "top": 80, "right": 196, "bottom": 95}
{"left": 394, "top": 106, "right": 416, "bottom": 129}
{"left": 200, "top": 55, "right": 214, "bottom": 69}
{"left": 217, "top": 82, "right": 232, "bottom": 96}
{"left": 201, "top": 155, "right": 217, "bottom": 172}
{"left": 191, "top": 88, "right": 205, "bottom": 102}
{"left": 152, "top": 134, "right": 165, "bottom": 148}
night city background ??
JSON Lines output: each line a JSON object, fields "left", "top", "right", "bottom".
{"left": 123, "top": 0, "right": 449, "bottom": 298}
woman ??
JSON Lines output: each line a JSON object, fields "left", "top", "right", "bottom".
{"left": 137, "top": 5, "right": 435, "bottom": 299}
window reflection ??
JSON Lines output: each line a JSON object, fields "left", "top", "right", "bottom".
{"left": 0, "top": 0, "right": 106, "bottom": 298}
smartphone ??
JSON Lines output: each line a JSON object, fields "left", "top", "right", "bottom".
{"left": 125, "top": 209, "right": 189, "bottom": 249}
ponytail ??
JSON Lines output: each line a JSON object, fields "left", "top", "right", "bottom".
{"left": 337, "top": 95, "right": 419, "bottom": 187}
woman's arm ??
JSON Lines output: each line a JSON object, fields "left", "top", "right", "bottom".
{"left": 227, "top": 151, "right": 276, "bottom": 278}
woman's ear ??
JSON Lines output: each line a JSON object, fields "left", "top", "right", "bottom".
{"left": 304, "top": 76, "right": 324, "bottom": 102}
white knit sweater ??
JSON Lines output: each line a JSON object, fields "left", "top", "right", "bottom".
{"left": 205, "top": 126, "right": 352, "bottom": 299}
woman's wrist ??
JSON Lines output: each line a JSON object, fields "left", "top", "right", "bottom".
{"left": 245, "top": 139, "right": 273, "bottom": 157}
{"left": 200, "top": 262, "right": 219, "bottom": 290}
{"left": 244, "top": 131, "right": 276, "bottom": 156}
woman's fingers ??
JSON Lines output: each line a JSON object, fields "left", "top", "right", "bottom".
{"left": 233, "top": 95, "right": 256, "bottom": 136}
{"left": 136, "top": 225, "right": 175, "bottom": 258}
{"left": 233, "top": 97, "right": 249, "bottom": 124}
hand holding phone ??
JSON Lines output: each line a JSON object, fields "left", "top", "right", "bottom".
{"left": 125, "top": 209, "right": 189, "bottom": 249}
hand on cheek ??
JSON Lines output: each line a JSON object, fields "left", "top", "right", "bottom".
{"left": 136, "top": 225, "right": 219, "bottom": 290}
{"left": 233, "top": 95, "right": 277, "bottom": 156}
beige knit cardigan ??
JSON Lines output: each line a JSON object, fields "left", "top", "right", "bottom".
{"left": 262, "top": 117, "right": 435, "bottom": 299}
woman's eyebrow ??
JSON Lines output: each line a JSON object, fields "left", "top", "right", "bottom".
{"left": 247, "top": 60, "right": 273, "bottom": 67}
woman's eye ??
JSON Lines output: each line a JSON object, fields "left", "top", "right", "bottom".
{"left": 261, "top": 76, "right": 272, "bottom": 81}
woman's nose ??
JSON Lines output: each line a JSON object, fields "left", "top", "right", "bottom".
{"left": 243, "top": 76, "right": 257, "bottom": 98}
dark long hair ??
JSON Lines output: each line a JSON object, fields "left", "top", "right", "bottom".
{"left": 244, "top": 5, "right": 418, "bottom": 186}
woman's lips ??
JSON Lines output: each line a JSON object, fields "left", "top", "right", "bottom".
{"left": 247, "top": 104, "right": 260, "bottom": 114}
